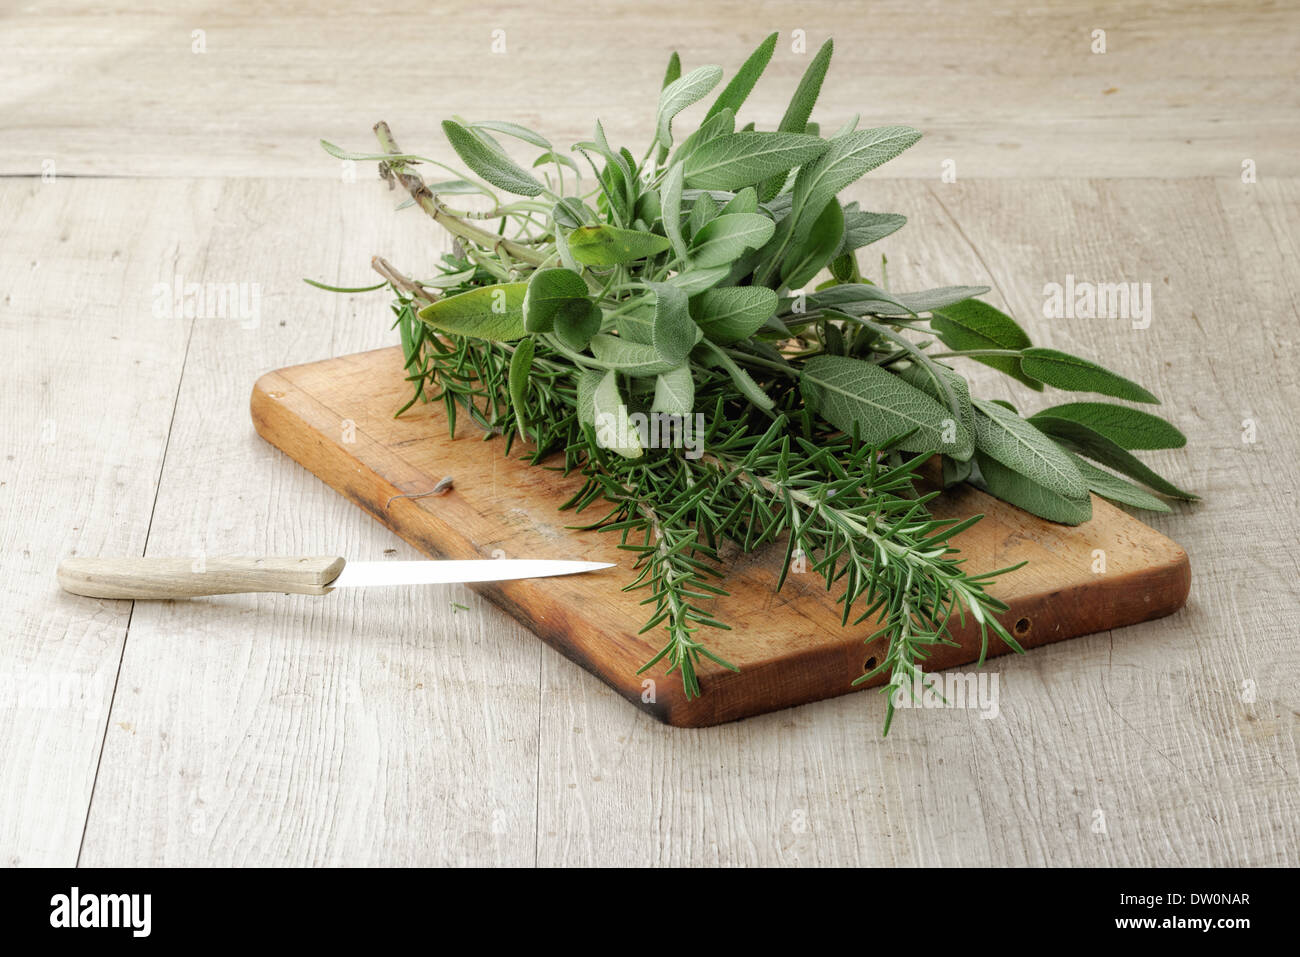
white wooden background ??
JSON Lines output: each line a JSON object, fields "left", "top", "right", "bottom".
{"left": 2, "top": 0, "right": 1297, "bottom": 866}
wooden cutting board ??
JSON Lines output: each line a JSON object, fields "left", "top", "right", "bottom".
{"left": 250, "top": 346, "right": 1190, "bottom": 727}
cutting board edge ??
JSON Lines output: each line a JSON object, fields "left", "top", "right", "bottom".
{"left": 250, "top": 352, "right": 1192, "bottom": 729}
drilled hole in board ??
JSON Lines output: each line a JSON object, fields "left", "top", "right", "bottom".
{"left": 864, "top": 656, "right": 877, "bottom": 671}
{"left": 1014, "top": 617, "right": 1031, "bottom": 636}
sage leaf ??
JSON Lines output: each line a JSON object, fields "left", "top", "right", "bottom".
{"left": 895, "top": 360, "right": 975, "bottom": 453}
{"left": 695, "top": 339, "right": 775, "bottom": 411}
{"left": 590, "top": 333, "right": 679, "bottom": 376}
{"left": 656, "top": 65, "right": 724, "bottom": 149}
{"left": 781, "top": 198, "right": 844, "bottom": 289}
{"left": 471, "top": 120, "right": 551, "bottom": 149}
{"left": 644, "top": 281, "right": 699, "bottom": 365}
{"left": 788, "top": 126, "right": 921, "bottom": 239}
{"left": 659, "top": 162, "right": 688, "bottom": 261}
{"left": 417, "top": 283, "right": 528, "bottom": 341}
{"left": 863, "top": 286, "right": 992, "bottom": 316}
{"left": 508, "top": 336, "right": 534, "bottom": 435}
{"left": 665, "top": 266, "right": 731, "bottom": 295}
{"left": 691, "top": 286, "right": 778, "bottom": 343}
{"left": 652, "top": 365, "right": 695, "bottom": 414}
{"left": 567, "top": 224, "right": 671, "bottom": 266}
{"left": 686, "top": 191, "right": 719, "bottom": 237}
{"left": 690, "top": 212, "right": 777, "bottom": 268}
{"left": 576, "top": 368, "right": 602, "bottom": 427}
{"left": 1028, "top": 416, "right": 1198, "bottom": 499}
{"left": 929, "top": 298, "right": 1041, "bottom": 390}
{"left": 758, "top": 38, "right": 834, "bottom": 201}
{"left": 441, "top": 120, "right": 544, "bottom": 196}
{"left": 592, "top": 370, "right": 643, "bottom": 458}
{"left": 705, "top": 31, "right": 778, "bottom": 119}
{"left": 802, "top": 355, "right": 974, "bottom": 457}
{"left": 837, "top": 206, "right": 906, "bottom": 253}
{"left": 1029, "top": 402, "right": 1186, "bottom": 450}
{"left": 1020, "top": 348, "right": 1160, "bottom": 404}
{"left": 720, "top": 186, "right": 757, "bottom": 215}
{"left": 523, "top": 267, "right": 589, "bottom": 333}
{"left": 777, "top": 38, "right": 833, "bottom": 134}
{"left": 1066, "top": 453, "right": 1172, "bottom": 513}
{"left": 971, "top": 398, "right": 1088, "bottom": 500}
{"left": 554, "top": 300, "right": 602, "bottom": 352}
{"left": 973, "top": 452, "right": 1093, "bottom": 525}
{"left": 683, "top": 132, "right": 830, "bottom": 190}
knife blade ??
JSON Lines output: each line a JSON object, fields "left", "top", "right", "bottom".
{"left": 56, "top": 555, "right": 615, "bottom": 600}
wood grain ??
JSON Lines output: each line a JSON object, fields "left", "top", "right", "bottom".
{"left": 2, "top": 1, "right": 1297, "bottom": 180}
{"left": 249, "top": 346, "right": 1190, "bottom": 727}
{"left": 57, "top": 555, "right": 346, "bottom": 599}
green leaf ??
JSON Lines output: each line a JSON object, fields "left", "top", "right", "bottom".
{"left": 554, "top": 300, "right": 602, "bottom": 352}
{"left": 1028, "top": 416, "right": 1198, "bottom": 500}
{"left": 508, "top": 336, "right": 534, "bottom": 435}
{"left": 441, "top": 120, "right": 544, "bottom": 196}
{"left": 705, "top": 31, "right": 778, "bottom": 119}
{"left": 671, "top": 109, "right": 735, "bottom": 168}
{"left": 695, "top": 339, "right": 775, "bottom": 411}
{"left": 801, "top": 355, "right": 974, "bottom": 457}
{"left": 470, "top": 120, "right": 551, "bottom": 149}
{"left": 837, "top": 206, "right": 906, "bottom": 253}
{"left": 894, "top": 360, "right": 975, "bottom": 451}
{"left": 787, "top": 126, "right": 921, "bottom": 239}
{"left": 1029, "top": 402, "right": 1186, "bottom": 450}
{"left": 690, "top": 213, "right": 776, "bottom": 268}
{"left": 417, "top": 283, "right": 528, "bottom": 341}
{"left": 973, "top": 452, "right": 1093, "bottom": 525}
{"left": 691, "top": 286, "right": 778, "bottom": 343}
{"left": 644, "top": 281, "right": 699, "bottom": 365}
{"left": 592, "top": 370, "right": 643, "bottom": 458}
{"left": 590, "top": 334, "right": 679, "bottom": 376}
{"left": 720, "top": 187, "right": 757, "bottom": 215}
{"left": 778, "top": 38, "right": 833, "bottom": 133}
{"left": 971, "top": 398, "right": 1088, "bottom": 500}
{"left": 1020, "top": 348, "right": 1160, "bottom": 404}
{"left": 781, "top": 198, "right": 844, "bottom": 289}
{"left": 567, "top": 225, "right": 671, "bottom": 266}
{"left": 686, "top": 191, "right": 719, "bottom": 237}
{"left": 523, "top": 267, "right": 588, "bottom": 333}
{"left": 1066, "top": 453, "right": 1172, "bottom": 513}
{"left": 860, "top": 286, "right": 992, "bottom": 316}
{"left": 683, "top": 132, "right": 830, "bottom": 190}
{"left": 552, "top": 197, "right": 592, "bottom": 229}
{"left": 576, "top": 368, "right": 603, "bottom": 426}
{"left": 659, "top": 162, "right": 688, "bottom": 262}
{"left": 665, "top": 266, "right": 731, "bottom": 295}
{"left": 929, "top": 299, "right": 1041, "bottom": 390}
{"left": 656, "top": 65, "right": 723, "bottom": 149}
{"left": 661, "top": 51, "right": 681, "bottom": 90}
{"left": 652, "top": 365, "right": 695, "bottom": 414}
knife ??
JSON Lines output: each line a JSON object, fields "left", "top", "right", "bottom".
{"left": 56, "top": 555, "right": 614, "bottom": 600}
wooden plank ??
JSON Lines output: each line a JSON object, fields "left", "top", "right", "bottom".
{"left": 248, "top": 344, "right": 1190, "bottom": 727}
{"left": 2, "top": 1, "right": 1297, "bottom": 180}
{"left": 75, "top": 179, "right": 542, "bottom": 866}
{"left": 0, "top": 179, "right": 212, "bottom": 865}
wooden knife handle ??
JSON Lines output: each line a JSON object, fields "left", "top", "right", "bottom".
{"left": 57, "top": 556, "right": 346, "bottom": 599}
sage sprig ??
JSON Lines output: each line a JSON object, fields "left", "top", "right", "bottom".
{"left": 314, "top": 33, "right": 1194, "bottom": 733}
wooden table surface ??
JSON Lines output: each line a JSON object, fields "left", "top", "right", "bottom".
{"left": 3, "top": 0, "right": 1298, "bottom": 866}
